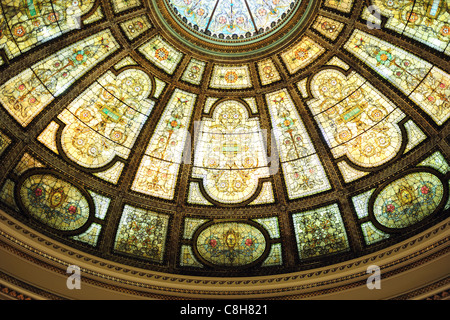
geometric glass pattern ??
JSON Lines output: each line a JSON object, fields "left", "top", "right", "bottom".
{"left": 139, "top": 35, "right": 183, "bottom": 75}
{"left": 292, "top": 204, "right": 349, "bottom": 259}
{"left": 110, "top": 0, "right": 141, "bottom": 13}
{"left": 14, "top": 153, "right": 45, "bottom": 176}
{"left": 0, "top": 179, "right": 18, "bottom": 212}
{"left": 352, "top": 189, "right": 376, "bottom": 219}
{"left": 404, "top": 120, "right": 427, "bottom": 154}
{"left": 337, "top": 161, "right": 369, "bottom": 183}
{"left": 88, "top": 190, "right": 111, "bottom": 220}
{"left": 114, "top": 56, "right": 138, "bottom": 70}
{"left": 71, "top": 223, "right": 102, "bottom": 246}
{"left": 183, "top": 218, "right": 209, "bottom": 240}
{"left": 261, "top": 243, "right": 283, "bottom": 267}
{"left": 249, "top": 181, "right": 275, "bottom": 205}
{"left": 281, "top": 36, "right": 325, "bottom": 74}
{"left": 324, "top": 0, "right": 354, "bottom": 12}
{"left": 254, "top": 217, "right": 280, "bottom": 239}
{"left": 84, "top": 6, "right": 105, "bottom": 25}
{"left": 418, "top": 151, "right": 450, "bottom": 175}
{"left": 37, "top": 121, "right": 60, "bottom": 154}
{"left": 209, "top": 65, "right": 252, "bottom": 89}
{"left": 92, "top": 161, "right": 125, "bottom": 185}
{"left": 361, "top": 221, "right": 390, "bottom": 245}
{"left": 187, "top": 182, "right": 213, "bottom": 206}
{"left": 114, "top": 204, "right": 169, "bottom": 262}
{"left": 180, "top": 245, "right": 204, "bottom": 268}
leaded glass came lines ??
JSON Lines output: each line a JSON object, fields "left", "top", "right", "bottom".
{"left": 0, "top": 29, "right": 118, "bottom": 127}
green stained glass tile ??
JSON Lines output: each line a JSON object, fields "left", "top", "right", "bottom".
{"left": 418, "top": 151, "right": 450, "bottom": 175}
{"left": 183, "top": 218, "right": 208, "bottom": 239}
{"left": 292, "top": 204, "right": 349, "bottom": 259}
{"left": 0, "top": 131, "right": 12, "bottom": 156}
{"left": 404, "top": 120, "right": 427, "bottom": 154}
{"left": 180, "top": 245, "right": 203, "bottom": 268}
{"left": 0, "top": 180, "right": 19, "bottom": 211}
{"left": 110, "top": 0, "right": 141, "bottom": 13}
{"left": 84, "top": 6, "right": 104, "bottom": 24}
{"left": 361, "top": 222, "right": 390, "bottom": 245}
{"left": 254, "top": 217, "right": 280, "bottom": 239}
{"left": 262, "top": 243, "right": 283, "bottom": 267}
{"left": 352, "top": 189, "right": 376, "bottom": 219}
{"left": 71, "top": 223, "right": 102, "bottom": 246}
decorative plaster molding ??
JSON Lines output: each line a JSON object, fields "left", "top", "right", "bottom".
{"left": 0, "top": 210, "right": 448, "bottom": 299}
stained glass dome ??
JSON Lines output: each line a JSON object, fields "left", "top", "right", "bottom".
{"left": 165, "top": 0, "right": 302, "bottom": 42}
{"left": 0, "top": 0, "right": 449, "bottom": 299}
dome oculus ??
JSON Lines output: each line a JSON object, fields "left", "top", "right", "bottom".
{"left": 165, "top": 0, "right": 301, "bottom": 42}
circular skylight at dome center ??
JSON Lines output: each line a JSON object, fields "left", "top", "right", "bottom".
{"left": 165, "top": 0, "right": 303, "bottom": 43}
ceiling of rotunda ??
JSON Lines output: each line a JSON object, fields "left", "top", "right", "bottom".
{"left": 0, "top": 0, "right": 448, "bottom": 277}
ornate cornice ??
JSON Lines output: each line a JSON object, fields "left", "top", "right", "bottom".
{"left": 147, "top": 0, "right": 318, "bottom": 59}
{"left": 0, "top": 209, "right": 448, "bottom": 299}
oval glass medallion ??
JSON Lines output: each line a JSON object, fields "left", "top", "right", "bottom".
{"left": 19, "top": 174, "right": 91, "bottom": 231}
{"left": 195, "top": 222, "right": 267, "bottom": 267}
{"left": 373, "top": 171, "right": 444, "bottom": 229}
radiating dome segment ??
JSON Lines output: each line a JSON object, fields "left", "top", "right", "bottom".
{"left": 192, "top": 100, "right": 272, "bottom": 204}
